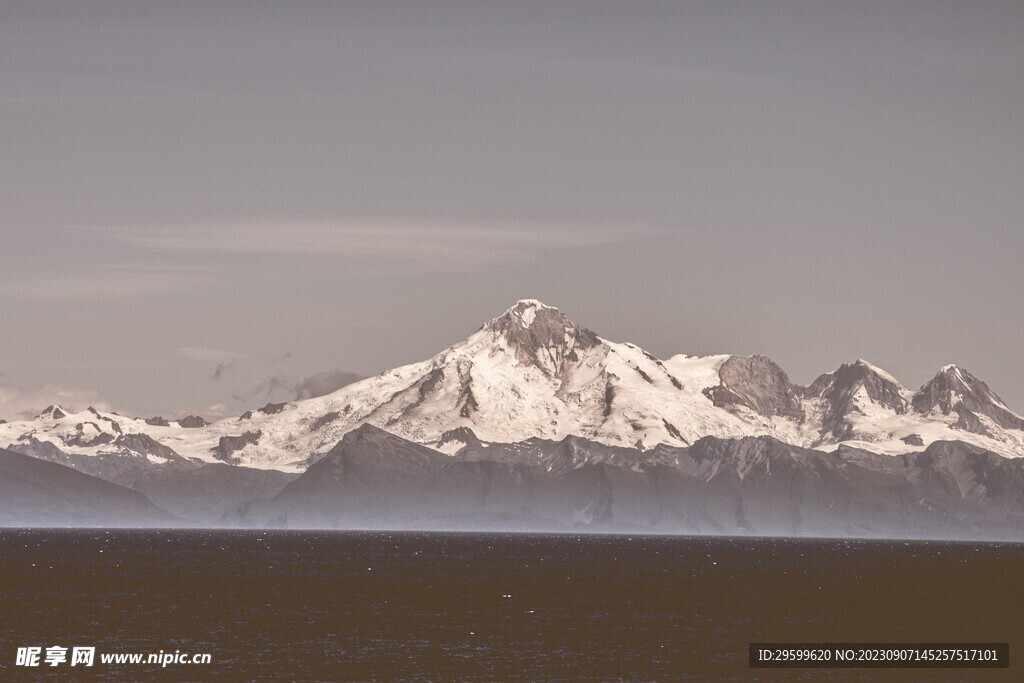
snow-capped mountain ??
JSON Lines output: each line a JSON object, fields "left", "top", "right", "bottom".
{"left": 1, "top": 300, "right": 1023, "bottom": 474}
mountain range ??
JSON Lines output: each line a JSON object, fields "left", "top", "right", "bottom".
{"left": 224, "top": 425, "right": 1024, "bottom": 540}
{"left": 2, "top": 300, "right": 1024, "bottom": 536}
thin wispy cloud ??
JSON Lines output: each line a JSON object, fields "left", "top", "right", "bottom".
{"left": 3, "top": 222, "right": 651, "bottom": 302}
{"left": 0, "top": 263, "right": 209, "bottom": 301}
{"left": 102, "top": 221, "right": 653, "bottom": 266}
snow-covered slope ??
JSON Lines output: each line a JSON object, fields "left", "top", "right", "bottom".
{"left": 1, "top": 405, "right": 197, "bottom": 465}
{"left": 2, "top": 300, "right": 1023, "bottom": 472}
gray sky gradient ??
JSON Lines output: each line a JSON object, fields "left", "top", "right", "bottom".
{"left": 1, "top": 1, "right": 1022, "bottom": 419}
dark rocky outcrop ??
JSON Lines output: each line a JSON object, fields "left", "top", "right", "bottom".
{"left": 436, "top": 427, "right": 483, "bottom": 454}
{"left": 114, "top": 433, "right": 188, "bottom": 462}
{"left": 212, "top": 431, "right": 262, "bottom": 464}
{"left": 901, "top": 434, "right": 925, "bottom": 447}
{"left": 121, "top": 413, "right": 208, "bottom": 429}
{"left": 65, "top": 423, "right": 116, "bottom": 447}
{"left": 310, "top": 411, "right": 341, "bottom": 432}
{"left": 704, "top": 355, "right": 804, "bottom": 419}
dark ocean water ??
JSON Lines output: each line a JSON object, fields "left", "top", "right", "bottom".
{"left": 0, "top": 530, "right": 1021, "bottom": 682}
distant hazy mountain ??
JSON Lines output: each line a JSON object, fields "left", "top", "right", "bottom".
{"left": 222, "top": 426, "right": 1024, "bottom": 540}
{"left": 132, "top": 464, "right": 297, "bottom": 524}
{"left": 0, "top": 447, "right": 172, "bottom": 527}
{"left": 2, "top": 300, "right": 1022, "bottom": 477}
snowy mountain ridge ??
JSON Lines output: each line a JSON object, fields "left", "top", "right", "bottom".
{"left": 2, "top": 300, "right": 1022, "bottom": 472}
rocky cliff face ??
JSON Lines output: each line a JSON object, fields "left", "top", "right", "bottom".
{"left": 704, "top": 354, "right": 804, "bottom": 419}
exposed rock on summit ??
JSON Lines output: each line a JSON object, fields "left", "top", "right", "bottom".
{"left": 704, "top": 355, "right": 804, "bottom": 419}
{"left": 484, "top": 299, "right": 602, "bottom": 379}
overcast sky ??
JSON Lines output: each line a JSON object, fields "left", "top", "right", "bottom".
{"left": 1, "top": 1, "right": 1022, "bottom": 419}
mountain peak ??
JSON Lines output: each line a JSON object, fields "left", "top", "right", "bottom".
{"left": 804, "top": 359, "right": 910, "bottom": 439}
{"left": 343, "top": 423, "right": 391, "bottom": 443}
{"left": 481, "top": 301, "right": 602, "bottom": 378}
{"left": 807, "top": 360, "right": 908, "bottom": 399}
{"left": 912, "top": 365, "right": 1024, "bottom": 432}
{"left": 854, "top": 358, "right": 886, "bottom": 372}
{"left": 937, "top": 364, "right": 971, "bottom": 384}
{"left": 37, "top": 405, "right": 67, "bottom": 420}
{"left": 493, "top": 299, "right": 560, "bottom": 327}
{"left": 915, "top": 365, "right": 983, "bottom": 408}
{"left": 514, "top": 298, "right": 552, "bottom": 309}
{"left": 848, "top": 359, "right": 906, "bottom": 387}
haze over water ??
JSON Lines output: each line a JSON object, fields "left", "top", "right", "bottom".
{"left": 1, "top": 529, "right": 1020, "bottom": 681}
